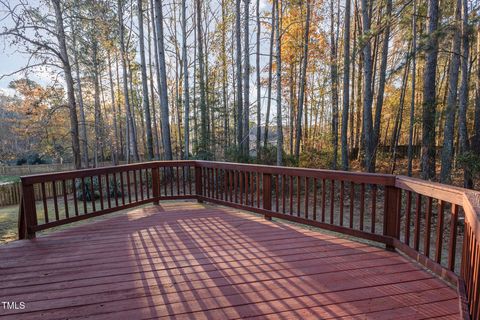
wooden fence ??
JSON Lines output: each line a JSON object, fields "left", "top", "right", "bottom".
{"left": 0, "top": 161, "right": 123, "bottom": 176}
{"left": 0, "top": 181, "right": 74, "bottom": 207}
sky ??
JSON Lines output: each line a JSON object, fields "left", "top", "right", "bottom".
{"left": 0, "top": 0, "right": 273, "bottom": 95}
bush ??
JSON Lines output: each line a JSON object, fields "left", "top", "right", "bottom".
{"left": 75, "top": 176, "right": 122, "bottom": 201}
{"left": 15, "top": 153, "right": 50, "bottom": 165}
{"left": 299, "top": 146, "right": 336, "bottom": 169}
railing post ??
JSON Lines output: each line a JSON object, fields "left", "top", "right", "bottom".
{"left": 195, "top": 165, "right": 203, "bottom": 203}
{"left": 262, "top": 173, "right": 272, "bottom": 220}
{"left": 21, "top": 181, "right": 37, "bottom": 239}
{"left": 384, "top": 185, "right": 401, "bottom": 251}
{"left": 152, "top": 167, "right": 160, "bottom": 205}
{"left": 18, "top": 196, "right": 26, "bottom": 240}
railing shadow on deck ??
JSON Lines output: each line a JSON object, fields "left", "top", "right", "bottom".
{"left": 16, "top": 160, "right": 480, "bottom": 319}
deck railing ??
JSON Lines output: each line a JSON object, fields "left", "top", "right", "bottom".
{"left": 18, "top": 160, "right": 479, "bottom": 319}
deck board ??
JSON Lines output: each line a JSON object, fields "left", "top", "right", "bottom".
{"left": 0, "top": 201, "right": 460, "bottom": 319}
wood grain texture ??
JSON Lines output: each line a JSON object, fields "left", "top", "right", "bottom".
{"left": 0, "top": 201, "right": 460, "bottom": 319}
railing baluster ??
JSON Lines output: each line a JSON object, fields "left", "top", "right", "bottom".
{"left": 313, "top": 178, "right": 317, "bottom": 220}
{"left": 371, "top": 185, "right": 377, "bottom": 233}
{"left": 275, "top": 175, "right": 279, "bottom": 211}
{"left": 258, "top": 173, "right": 262, "bottom": 209}
{"left": 176, "top": 167, "right": 180, "bottom": 196}
{"left": 145, "top": 170, "right": 150, "bottom": 199}
{"left": 82, "top": 177, "right": 88, "bottom": 214}
{"left": 139, "top": 169, "right": 144, "bottom": 201}
{"left": 90, "top": 177, "right": 96, "bottom": 212}
{"left": 182, "top": 166, "right": 186, "bottom": 195}
{"left": 289, "top": 176, "right": 293, "bottom": 215}
{"left": 321, "top": 179, "right": 326, "bottom": 222}
{"left": 330, "top": 180, "right": 335, "bottom": 224}
{"left": 250, "top": 171, "right": 254, "bottom": 206}
{"left": 414, "top": 194, "right": 422, "bottom": 251}
{"left": 229, "top": 170, "right": 234, "bottom": 202}
{"left": 132, "top": 170, "right": 138, "bottom": 201}
{"left": 349, "top": 182, "right": 354, "bottom": 228}
{"left": 52, "top": 181, "right": 59, "bottom": 220}
{"left": 360, "top": 183, "right": 365, "bottom": 230}
{"left": 98, "top": 175, "right": 104, "bottom": 211}
{"left": 339, "top": 180, "right": 344, "bottom": 226}
{"left": 126, "top": 171, "right": 132, "bottom": 204}
{"left": 62, "top": 180, "right": 69, "bottom": 219}
{"left": 448, "top": 204, "right": 458, "bottom": 271}
{"left": 245, "top": 171, "right": 248, "bottom": 205}
{"left": 169, "top": 168, "right": 174, "bottom": 196}
{"left": 405, "top": 191, "right": 412, "bottom": 245}
{"left": 41, "top": 182, "right": 48, "bottom": 223}
{"left": 424, "top": 197, "right": 433, "bottom": 257}
{"left": 234, "top": 171, "right": 238, "bottom": 203}
{"left": 72, "top": 179, "right": 79, "bottom": 216}
{"left": 106, "top": 173, "right": 112, "bottom": 209}
{"left": 282, "top": 174, "right": 286, "bottom": 214}
{"left": 305, "top": 177, "right": 309, "bottom": 219}
{"left": 152, "top": 167, "right": 160, "bottom": 204}
{"left": 113, "top": 173, "right": 120, "bottom": 207}
{"left": 297, "top": 176, "right": 301, "bottom": 217}
{"left": 435, "top": 200, "right": 445, "bottom": 263}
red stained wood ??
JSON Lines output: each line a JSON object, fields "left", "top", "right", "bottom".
{"left": 0, "top": 202, "right": 460, "bottom": 319}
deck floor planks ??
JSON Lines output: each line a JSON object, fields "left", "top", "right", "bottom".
{"left": 0, "top": 201, "right": 460, "bottom": 319}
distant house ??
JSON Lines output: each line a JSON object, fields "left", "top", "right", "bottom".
{"left": 248, "top": 125, "right": 278, "bottom": 156}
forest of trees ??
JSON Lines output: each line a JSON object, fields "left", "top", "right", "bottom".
{"left": 0, "top": 0, "right": 479, "bottom": 188}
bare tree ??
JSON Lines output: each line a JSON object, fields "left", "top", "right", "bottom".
{"left": 294, "top": 0, "right": 311, "bottom": 161}
{"left": 341, "top": 0, "right": 351, "bottom": 170}
{"left": 275, "top": 0, "right": 283, "bottom": 166}
{"left": 182, "top": 0, "right": 190, "bottom": 159}
{"left": 138, "top": 0, "right": 154, "bottom": 160}
{"left": 421, "top": 0, "right": 440, "bottom": 180}
{"left": 154, "top": 0, "right": 173, "bottom": 160}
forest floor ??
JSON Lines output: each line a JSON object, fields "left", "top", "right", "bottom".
{"left": 350, "top": 156, "right": 471, "bottom": 189}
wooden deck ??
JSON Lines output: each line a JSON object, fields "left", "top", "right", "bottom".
{"left": 0, "top": 201, "right": 460, "bottom": 319}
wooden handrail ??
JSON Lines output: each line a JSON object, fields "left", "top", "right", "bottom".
{"left": 17, "top": 160, "right": 480, "bottom": 319}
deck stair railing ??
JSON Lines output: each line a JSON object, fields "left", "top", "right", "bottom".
{"left": 18, "top": 160, "right": 480, "bottom": 319}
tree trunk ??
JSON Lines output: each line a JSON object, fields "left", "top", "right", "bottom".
{"left": 52, "top": 0, "right": 81, "bottom": 169}
{"left": 70, "top": 16, "right": 89, "bottom": 168}
{"left": 372, "top": 0, "right": 392, "bottom": 170}
{"left": 235, "top": 0, "right": 243, "bottom": 152}
{"left": 361, "top": 0, "right": 374, "bottom": 172}
{"left": 330, "top": 0, "right": 339, "bottom": 169}
{"left": 243, "top": 0, "right": 250, "bottom": 158}
{"left": 264, "top": 0, "right": 275, "bottom": 149}
{"left": 440, "top": 0, "right": 462, "bottom": 183}
{"left": 154, "top": 0, "right": 173, "bottom": 160}
{"left": 421, "top": 0, "right": 440, "bottom": 180}
{"left": 407, "top": 0, "right": 417, "bottom": 177}
{"left": 458, "top": 0, "right": 471, "bottom": 188}
{"left": 118, "top": 0, "right": 137, "bottom": 163}
{"left": 108, "top": 54, "right": 120, "bottom": 165}
{"left": 275, "top": 0, "right": 283, "bottom": 166}
{"left": 181, "top": 0, "right": 190, "bottom": 159}
{"left": 195, "top": 0, "right": 208, "bottom": 158}
{"left": 255, "top": 0, "right": 261, "bottom": 159}
{"left": 138, "top": 0, "right": 154, "bottom": 160}
{"left": 92, "top": 40, "right": 103, "bottom": 167}
{"left": 294, "top": 0, "right": 311, "bottom": 161}
{"left": 341, "top": 0, "right": 351, "bottom": 170}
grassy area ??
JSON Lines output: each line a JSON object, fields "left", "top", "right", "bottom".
{"left": 0, "top": 205, "right": 19, "bottom": 243}
{"left": 0, "top": 175, "right": 20, "bottom": 184}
